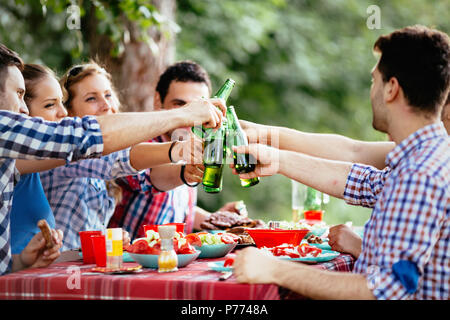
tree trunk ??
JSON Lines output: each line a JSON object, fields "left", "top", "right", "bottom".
{"left": 85, "top": 0, "right": 176, "bottom": 112}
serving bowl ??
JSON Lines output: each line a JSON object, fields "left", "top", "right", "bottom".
{"left": 128, "top": 250, "right": 200, "bottom": 268}
{"left": 194, "top": 243, "right": 236, "bottom": 258}
{"left": 246, "top": 229, "right": 309, "bottom": 248}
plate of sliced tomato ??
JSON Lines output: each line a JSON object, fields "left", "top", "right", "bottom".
{"left": 281, "top": 249, "right": 339, "bottom": 263}
{"left": 308, "top": 241, "right": 332, "bottom": 251}
{"left": 263, "top": 243, "right": 340, "bottom": 263}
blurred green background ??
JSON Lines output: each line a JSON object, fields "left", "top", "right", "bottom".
{"left": 1, "top": 0, "right": 448, "bottom": 227}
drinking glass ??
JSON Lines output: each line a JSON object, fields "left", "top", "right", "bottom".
{"left": 291, "top": 180, "right": 307, "bottom": 222}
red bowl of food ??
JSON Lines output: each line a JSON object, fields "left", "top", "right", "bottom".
{"left": 246, "top": 229, "right": 309, "bottom": 248}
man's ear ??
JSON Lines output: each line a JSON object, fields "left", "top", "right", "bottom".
{"left": 384, "top": 77, "right": 400, "bottom": 103}
{"left": 153, "top": 91, "right": 162, "bottom": 110}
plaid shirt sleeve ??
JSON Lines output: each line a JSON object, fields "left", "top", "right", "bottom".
{"left": 48, "top": 148, "right": 140, "bottom": 180}
{"left": 0, "top": 111, "right": 103, "bottom": 161}
{"left": 0, "top": 111, "right": 103, "bottom": 275}
{"left": 343, "top": 163, "right": 391, "bottom": 208}
{"left": 364, "top": 172, "right": 447, "bottom": 299}
{"left": 119, "top": 168, "right": 163, "bottom": 195}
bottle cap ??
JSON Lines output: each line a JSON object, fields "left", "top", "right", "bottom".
{"left": 158, "top": 225, "right": 176, "bottom": 239}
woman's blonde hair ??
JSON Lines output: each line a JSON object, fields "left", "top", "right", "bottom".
{"left": 61, "top": 60, "right": 123, "bottom": 205}
{"left": 60, "top": 60, "right": 120, "bottom": 112}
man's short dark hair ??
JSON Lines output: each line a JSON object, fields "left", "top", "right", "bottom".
{"left": 0, "top": 43, "right": 24, "bottom": 92}
{"left": 156, "top": 60, "right": 212, "bottom": 102}
{"left": 374, "top": 25, "right": 450, "bottom": 115}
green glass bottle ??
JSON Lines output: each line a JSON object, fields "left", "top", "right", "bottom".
{"left": 196, "top": 79, "right": 236, "bottom": 193}
{"left": 202, "top": 125, "right": 226, "bottom": 193}
{"left": 303, "top": 187, "right": 321, "bottom": 211}
{"left": 226, "top": 106, "right": 259, "bottom": 188}
{"left": 192, "top": 78, "right": 235, "bottom": 138}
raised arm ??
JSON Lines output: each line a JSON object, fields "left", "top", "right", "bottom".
{"left": 233, "top": 144, "right": 352, "bottom": 199}
{"left": 14, "top": 143, "right": 176, "bottom": 175}
{"left": 15, "top": 159, "right": 65, "bottom": 175}
{"left": 15, "top": 134, "right": 203, "bottom": 175}
{"left": 98, "top": 98, "right": 226, "bottom": 155}
{"left": 13, "top": 98, "right": 222, "bottom": 173}
{"left": 0, "top": 111, "right": 103, "bottom": 161}
{"left": 241, "top": 120, "right": 394, "bottom": 169}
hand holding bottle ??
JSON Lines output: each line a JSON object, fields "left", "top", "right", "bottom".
{"left": 182, "top": 164, "right": 205, "bottom": 184}
{"left": 181, "top": 97, "right": 226, "bottom": 129}
{"left": 227, "top": 106, "right": 259, "bottom": 187}
{"left": 170, "top": 134, "right": 204, "bottom": 165}
{"left": 231, "top": 144, "right": 280, "bottom": 178}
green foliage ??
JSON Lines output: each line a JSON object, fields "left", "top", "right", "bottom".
{"left": 0, "top": 0, "right": 170, "bottom": 68}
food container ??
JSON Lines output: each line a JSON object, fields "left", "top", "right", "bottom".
{"left": 194, "top": 243, "right": 236, "bottom": 259}
{"left": 128, "top": 250, "right": 200, "bottom": 268}
{"left": 246, "top": 229, "right": 309, "bottom": 248}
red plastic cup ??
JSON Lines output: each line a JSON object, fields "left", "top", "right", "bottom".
{"left": 304, "top": 210, "right": 323, "bottom": 221}
{"left": 79, "top": 231, "right": 102, "bottom": 264}
{"left": 91, "top": 235, "right": 107, "bottom": 267}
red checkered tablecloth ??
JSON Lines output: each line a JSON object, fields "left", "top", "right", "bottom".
{"left": 0, "top": 253, "right": 355, "bottom": 300}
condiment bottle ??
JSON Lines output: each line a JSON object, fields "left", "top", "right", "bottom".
{"left": 157, "top": 225, "right": 178, "bottom": 273}
{"left": 106, "top": 228, "right": 123, "bottom": 269}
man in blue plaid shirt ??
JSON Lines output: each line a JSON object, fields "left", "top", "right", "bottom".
{"left": 0, "top": 44, "right": 227, "bottom": 275}
{"left": 232, "top": 26, "right": 449, "bottom": 299}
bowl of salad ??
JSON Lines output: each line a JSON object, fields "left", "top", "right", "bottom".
{"left": 125, "top": 230, "right": 200, "bottom": 268}
{"left": 190, "top": 232, "right": 239, "bottom": 258}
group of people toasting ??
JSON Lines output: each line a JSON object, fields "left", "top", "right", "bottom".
{"left": 0, "top": 23, "right": 448, "bottom": 300}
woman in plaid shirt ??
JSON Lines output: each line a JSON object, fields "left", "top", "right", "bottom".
{"left": 231, "top": 26, "right": 450, "bottom": 299}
